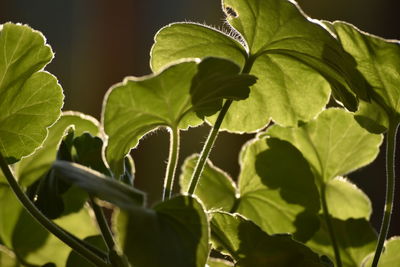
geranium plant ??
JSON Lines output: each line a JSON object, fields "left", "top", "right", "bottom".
{"left": 0, "top": 0, "right": 399, "bottom": 266}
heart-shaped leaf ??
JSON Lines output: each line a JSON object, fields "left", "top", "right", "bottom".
{"left": 16, "top": 111, "right": 100, "bottom": 186}
{"left": 115, "top": 195, "right": 209, "bottom": 267}
{"left": 327, "top": 21, "right": 400, "bottom": 125}
{"left": 362, "top": 237, "right": 400, "bottom": 267}
{"left": 267, "top": 108, "right": 383, "bottom": 183}
{"left": 0, "top": 23, "right": 63, "bottom": 163}
{"left": 210, "top": 212, "right": 328, "bottom": 267}
{"left": 102, "top": 57, "right": 255, "bottom": 177}
{"left": 52, "top": 161, "right": 145, "bottom": 209}
{"left": 151, "top": 0, "right": 369, "bottom": 131}
{"left": 306, "top": 217, "right": 377, "bottom": 267}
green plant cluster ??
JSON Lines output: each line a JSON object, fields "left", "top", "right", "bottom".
{"left": 0, "top": 0, "right": 399, "bottom": 266}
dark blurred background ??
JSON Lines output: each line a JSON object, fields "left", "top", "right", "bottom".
{"left": 1, "top": 0, "right": 399, "bottom": 236}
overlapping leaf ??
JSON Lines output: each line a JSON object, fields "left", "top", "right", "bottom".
{"left": 102, "top": 57, "right": 255, "bottom": 177}
{"left": 0, "top": 246, "right": 19, "bottom": 267}
{"left": 15, "top": 111, "right": 99, "bottom": 186}
{"left": 363, "top": 237, "right": 400, "bottom": 266}
{"left": 327, "top": 21, "right": 400, "bottom": 127}
{"left": 207, "top": 258, "right": 234, "bottom": 267}
{"left": 210, "top": 212, "right": 329, "bottom": 267}
{"left": 115, "top": 195, "right": 209, "bottom": 267}
{"left": 266, "top": 108, "right": 383, "bottom": 183}
{"left": 0, "top": 23, "right": 63, "bottom": 163}
{"left": 151, "top": 0, "right": 369, "bottom": 131}
{"left": 306, "top": 218, "right": 377, "bottom": 267}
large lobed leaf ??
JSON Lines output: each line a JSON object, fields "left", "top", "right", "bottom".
{"left": 0, "top": 23, "right": 63, "bottom": 163}
{"left": 103, "top": 57, "right": 255, "bottom": 177}
{"left": 151, "top": 0, "right": 369, "bottom": 132}
{"left": 116, "top": 195, "right": 209, "bottom": 267}
{"left": 327, "top": 21, "right": 400, "bottom": 128}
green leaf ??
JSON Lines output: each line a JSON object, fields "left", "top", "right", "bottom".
{"left": 180, "top": 154, "right": 237, "bottom": 211}
{"left": 52, "top": 161, "right": 145, "bottom": 209}
{"left": 15, "top": 111, "right": 99, "bottom": 186}
{"left": 306, "top": 217, "right": 377, "bottom": 267}
{"left": 12, "top": 206, "right": 99, "bottom": 266}
{"left": 210, "top": 212, "right": 327, "bottom": 267}
{"left": 0, "top": 185, "right": 20, "bottom": 247}
{"left": 0, "top": 246, "right": 19, "bottom": 267}
{"left": 207, "top": 258, "right": 234, "bottom": 267}
{"left": 237, "top": 137, "right": 320, "bottom": 242}
{"left": 267, "top": 108, "right": 383, "bottom": 183}
{"left": 151, "top": 0, "right": 370, "bottom": 131}
{"left": 355, "top": 100, "right": 390, "bottom": 134}
{"left": 362, "top": 237, "right": 400, "bottom": 267}
{"left": 116, "top": 195, "right": 209, "bottom": 267}
{"left": 325, "top": 177, "right": 371, "bottom": 220}
{"left": 0, "top": 23, "right": 63, "bottom": 163}
{"left": 103, "top": 58, "right": 255, "bottom": 177}
{"left": 329, "top": 21, "right": 400, "bottom": 122}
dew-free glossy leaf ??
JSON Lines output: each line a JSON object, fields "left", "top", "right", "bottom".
{"left": 0, "top": 23, "right": 63, "bottom": 163}
{"left": 180, "top": 154, "right": 237, "bottom": 211}
{"left": 116, "top": 195, "right": 209, "bottom": 267}
{"left": 267, "top": 108, "right": 383, "bottom": 183}
{"left": 329, "top": 21, "right": 400, "bottom": 122}
{"left": 210, "top": 212, "right": 327, "bottom": 267}
{"left": 103, "top": 58, "right": 255, "bottom": 177}
{"left": 363, "top": 237, "right": 400, "bottom": 267}
{"left": 151, "top": 0, "right": 369, "bottom": 131}
{"left": 53, "top": 161, "right": 145, "bottom": 209}
{"left": 15, "top": 112, "right": 99, "bottom": 186}
{"left": 325, "top": 177, "right": 371, "bottom": 220}
{"left": 306, "top": 217, "right": 377, "bottom": 267}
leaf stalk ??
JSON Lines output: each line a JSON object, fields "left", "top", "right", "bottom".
{"left": 162, "top": 126, "right": 180, "bottom": 200}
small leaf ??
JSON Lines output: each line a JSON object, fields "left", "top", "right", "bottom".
{"left": 103, "top": 58, "right": 255, "bottom": 177}
{"left": 267, "top": 108, "right": 383, "bottom": 183}
{"left": 66, "top": 235, "right": 107, "bottom": 267}
{"left": 329, "top": 21, "right": 400, "bottom": 122}
{"left": 52, "top": 161, "right": 145, "bottom": 209}
{"left": 116, "top": 195, "right": 209, "bottom": 267}
{"left": 0, "top": 23, "right": 63, "bottom": 163}
{"left": 16, "top": 111, "right": 99, "bottom": 186}
{"left": 180, "top": 154, "right": 237, "bottom": 211}
{"left": 210, "top": 212, "right": 327, "bottom": 267}
{"left": 325, "top": 177, "right": 371, "bottom": 220}
{"left": 355, "top": 100, "right": 390, "bottom": 134}
{"left": 151, "top": 0, "right": 369, "bottom": 131}
{"left": 306, "top": 217, "right": 377, "bottom": 267}
{"left": 362, "top": 237, "right": 400, "bottom": 267}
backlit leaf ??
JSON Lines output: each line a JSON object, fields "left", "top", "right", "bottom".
{"left": 151, "top": 0, "right": 369, "bottom": 131}
{"left": 362, "top": 237, "right": 400, "bottom": 267}
{"left": 116, "top": 195, "right": 209, "bottom": 267}
{"left": 0, "top": 246, "right": 19, "bottom": 267}
{"left": 103, "top": 58, "right": 255, "bottom": 177}
{"left": 210, "top": 212, "right": 327, "bottom": 267}
{"left": 0, "top": 23, "right": 63, "bottom": 163}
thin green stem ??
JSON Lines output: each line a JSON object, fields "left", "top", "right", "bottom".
{"left": 321, "top": 184, "right": 342, "bottom": 267}
{"left": 90, "top": 198, "right": 116, "bottom": 251}
{"left": 162, "top": 126, "right": 180, "bottom": 200}
{"left": 187, "top": 100, "right": 232, "bottom": 195}
{"left": 0, "top": 152, "right": 110, "bottom": 267}
{"left": 371, "top": 120, "right": 398, "bottom": 267}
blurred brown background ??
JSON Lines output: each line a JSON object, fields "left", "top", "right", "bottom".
{"left": 1, "top": 0, "right": 399, "bottom": 236}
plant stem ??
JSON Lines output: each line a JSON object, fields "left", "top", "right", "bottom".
{"left": 90, "top": 197, "right": 116, "bottom": 251}
{"left": 187, "top": 100, "right": 232, "bottom": 195}
{"left": 321, "top": 184, "right": 342, "bottom": 267}
{"left": 371, "top": 120, "right": 398, "bottom": 267}
{"left": 162, "top": 126, "right": 180, "bottom": 200}
{"left": 0, "top": 152, "right": 110, "bottom": 267}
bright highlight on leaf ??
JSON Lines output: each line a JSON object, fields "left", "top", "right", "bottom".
{"left": 103, "top": 57, "right": 255, "bottom": 177}
{"left": 151, "top": 0, "right": 370, "bottom": 132}
{"left": 0, "top": 23, "right": 63, "bottom": 163}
